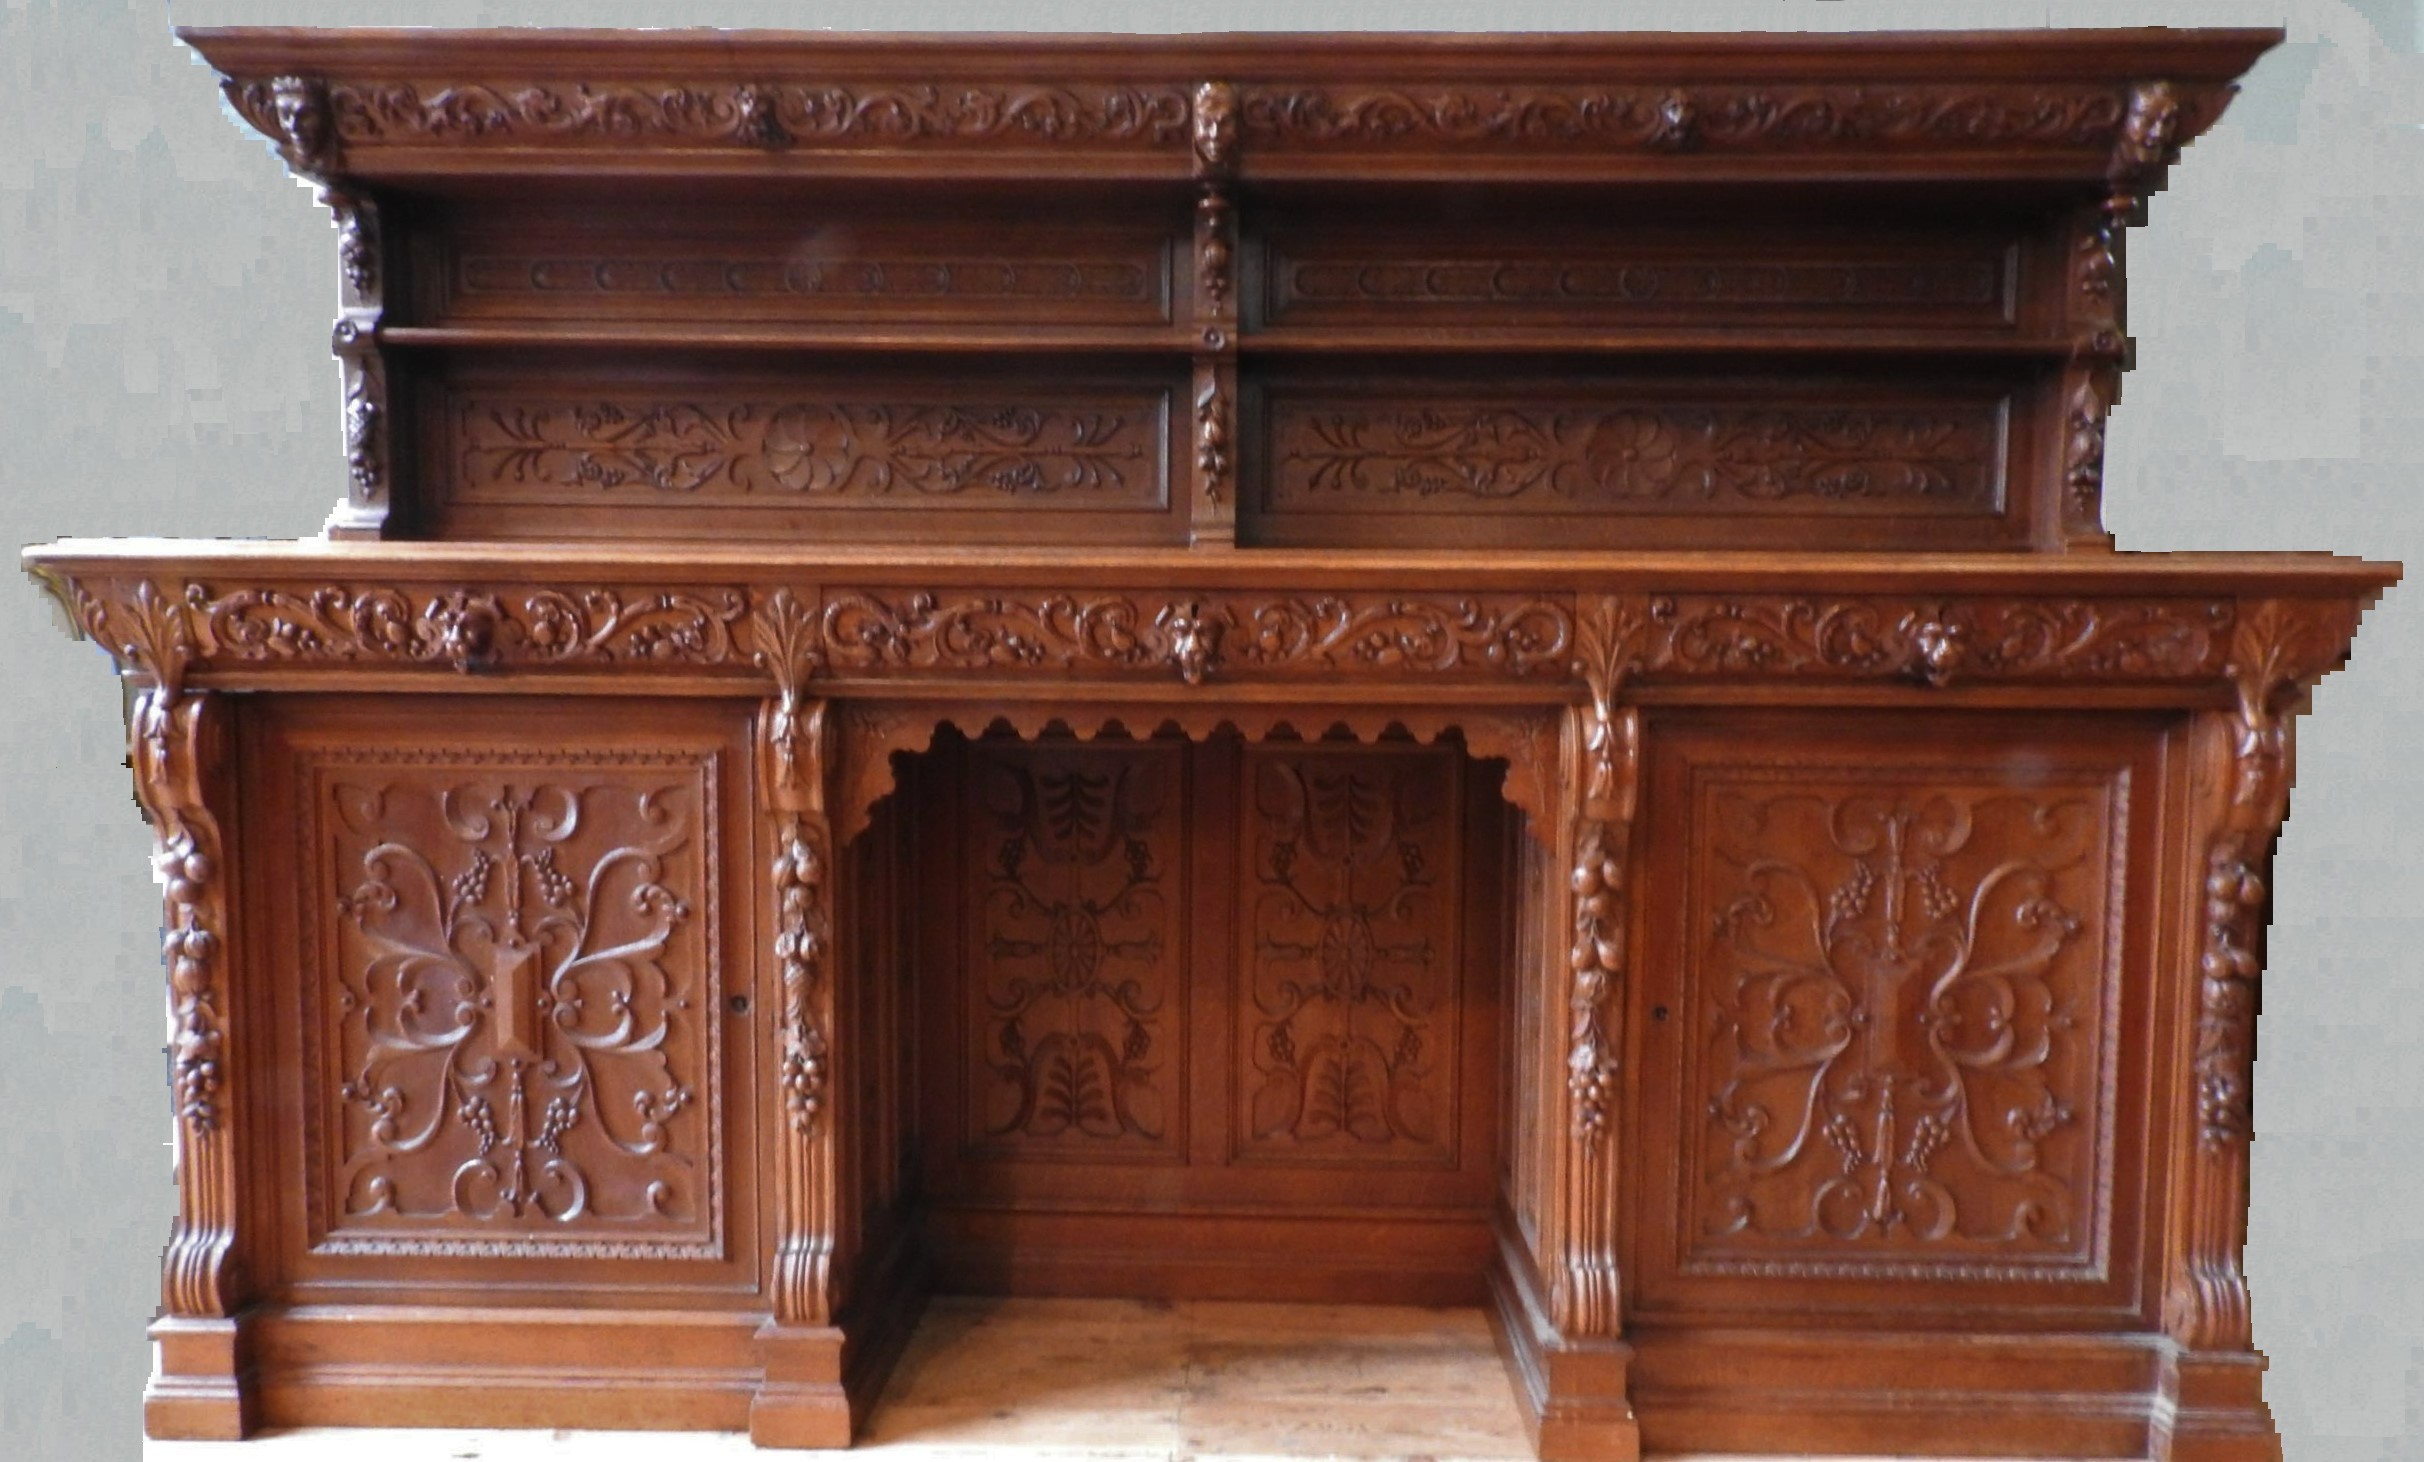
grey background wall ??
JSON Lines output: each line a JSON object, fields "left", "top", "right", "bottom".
{"left": 3, "top": 2, "right": 2418, "bottom": 1458}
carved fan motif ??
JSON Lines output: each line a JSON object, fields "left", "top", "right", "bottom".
{"left": 1693, "top": 785, "right": 2113, "bottom": 1263}
{"left": 1243, "top": 747, "right": 1459, "bottom": 1161}
{"left": 320, "top": 769, "right": 712, "bottom": 1252}
{"left": 972, "top": 744, "right": 1181, "bottom": 1151}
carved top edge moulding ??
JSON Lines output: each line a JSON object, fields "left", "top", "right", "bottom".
{"left": 186, "top": 25, "right": 2271, "bottom": 183}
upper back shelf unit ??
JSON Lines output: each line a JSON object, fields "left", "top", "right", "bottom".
{"left": 180, "top": 26, "right": 2278, "bottom": 551}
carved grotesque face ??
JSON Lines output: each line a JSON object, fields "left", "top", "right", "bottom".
{"left": 269, "top": 75, "right": 329, "bottom": 162}
{"left": 1192, "top": 82, "right": 1237, "bottom": 170}
{"left": 2123, "top": 80, "right": 2179, "bottom": 161}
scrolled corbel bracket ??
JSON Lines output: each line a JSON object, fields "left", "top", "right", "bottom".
{"left": 2165, "top": 595, "right": 2362, "bottom": 1361}
{"left": 1545, "top": 595, "right": 1674, "bottom": 1342}
{"left": 746, "top": 586, "right": 837, "bottom": 1332}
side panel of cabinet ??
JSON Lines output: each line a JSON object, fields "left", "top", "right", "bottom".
{"left": 241, "top": 695, "right": 763, "bottom": 1305}
{"left": 1628, "top": 709, "right": 2180, "bottom": 1328}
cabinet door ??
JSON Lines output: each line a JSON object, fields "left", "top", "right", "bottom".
{"left": 245, "top": 696, "right": 760, "bottom": 1299}
{"left": 1628, "top": 710, "right": 2177, "bottom": 1327}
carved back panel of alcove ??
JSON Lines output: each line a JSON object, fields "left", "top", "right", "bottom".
{"left": 892, "top": 724, "right": 1508, "bottom": 1284}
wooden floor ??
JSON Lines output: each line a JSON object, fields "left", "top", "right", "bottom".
{"left": 143, "top": 1296, "right": 2069, "bottom": 1460}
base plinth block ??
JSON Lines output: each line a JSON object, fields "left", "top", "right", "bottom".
{"left": 144, "top": 1315, "right": 255, "bottom": 1441}
{"left": 2156, "top": 1348, "right": 2280, "bottom": 1462}
{"left": 750, "top": 1321, "right": 853, "bottom": 1449}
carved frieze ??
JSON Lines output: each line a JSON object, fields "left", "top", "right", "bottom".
{"left": 316, "top": 80, "right": 1192, "bottom": 151}
{"left": 1240, "top": 84, "right": 2135, "bottom": 153}
{"left": 1656, "top": 594, "right": 2233, "bottom": 685}
{"left": 1271, "top": 252, "right": 2007, "bottom": 317}
{"left": 1266, "top": 399, "right": 2002, "bottom": 510}
{"left": 195, "top": 583, "right": 748, "bottom": 672}
{"left": 817, "top": 590, "right": 1576, "bottom": 683}
{"left": 451, "top": 251, "right": 1159, "bottom": 309}
{"left": 452, "top": 394, "right": 1164, "bottom": 503}
{"left": 40, "top": 573, "right": 2285, "bottom": 694}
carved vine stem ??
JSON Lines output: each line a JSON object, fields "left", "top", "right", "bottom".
{"left": 751, "top": 588, "right": 837, "bottom": 1327}
{"left": 1553, "top": 594, "right": 1673, "bottom": 1338}
{"left": 2169, "top": 596, "right": 2357, "bottom": 1354}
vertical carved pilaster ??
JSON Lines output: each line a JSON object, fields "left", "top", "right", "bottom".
{"left": 223, "top": 74, "right": 393, "bottom": 539}
{"left": 52, "top": 580, "right": 239, "bottom": 1312}
{"left": 89, "top": 582, "right": 247, "bottom": 1323}
{"left": 1547, "top": 595, "right": 1671, "bottom": 1339}
{"left": 69, "top": 576, "right": 259, "bottom": 1436}
{"left": 325, "top": 191, "right": 392, "bottom": 540}
{"left": 2057, "top": 79, "right": 2181, "bottom": 550}
{"left": 2166, "top": 597, "right": 2358, "bottom": 1360}
{"left": 140, "top": 686, "right": 237, "bottom": 1319}
{"left": 1190, "top": 358, "right": 1237, "bottom": 546}
{"left": 1189, "top": 81, "right": 1240, "bottom": 548}
{"left": 750, "top": 588, "right": 836, "bottom": 1330}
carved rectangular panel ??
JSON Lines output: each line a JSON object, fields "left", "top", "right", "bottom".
{"left": 1257, "top": 226, "right": 2019, "bottom": 332}
{"left": 294, "top": 735, "right": 728, "bottom": 1262}
{"left": 1235, "top": 743, "right": 1465, "bottom": 1168}
{"left": 1256, "top": 381, "right": 2007, "bottom": 518}
{"left": 428, "top": 203, "right": 1175, "bottom": 328}
{"left": 443, "top": 384, "right": 1172, "bottom": 510}
{"left": 962, "top": 739, "right": 1189, "bottom": 1164}
{"left": 1632, "top": 713, "right": 2166, "bottom": 1322}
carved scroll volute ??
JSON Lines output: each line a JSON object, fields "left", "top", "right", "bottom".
{"left": 749, "top": 588, "right": 838, "bottom": 1328}
{"left": 2167, "top": 596, "right": 2360, "bottom": 1355}
{"left": 1544, "top": 595, "right": 1671, "bottom": 1340}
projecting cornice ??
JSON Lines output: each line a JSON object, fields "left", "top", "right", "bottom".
{"left": 183, "top": 26, "right": 2269, "bottom": 185}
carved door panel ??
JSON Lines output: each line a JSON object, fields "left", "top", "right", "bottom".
{"left": 1629, "top": 711, "right": 2176, "bottom": 1326}
{"left": 245, "top": 696, "right": 759, "bottom": 1297}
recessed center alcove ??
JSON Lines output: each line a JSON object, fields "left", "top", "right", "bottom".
{"left": 832, "top": 709, "right": 1558, "bottom": 1312}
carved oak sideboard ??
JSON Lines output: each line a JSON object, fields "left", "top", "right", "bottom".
{"left": 24, "top": 26, "right": 2399, "bottom": 1462}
